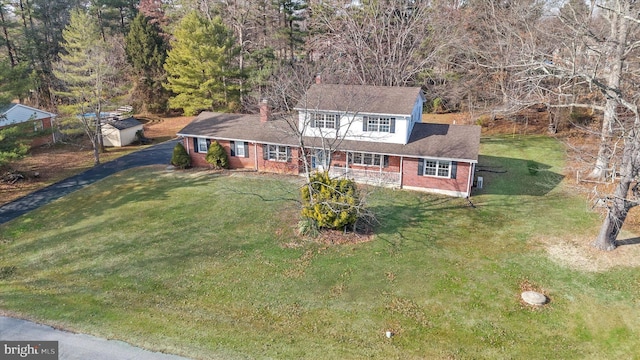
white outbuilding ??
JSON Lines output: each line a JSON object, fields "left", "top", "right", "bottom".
{"left": 101, "top": 117, "right": 144, "bottom": 147}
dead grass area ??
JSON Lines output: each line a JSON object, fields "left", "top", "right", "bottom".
{"left": 0, "top": 115, "right": 193, "bottom": 207}
{"left": 137, "top": 114, "right": 194, "bottom": 142}
{"left": 535, "top": 232, "right": 640, "bottom": 272}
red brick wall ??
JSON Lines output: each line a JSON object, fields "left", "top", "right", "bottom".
{"left": 256, "top": 145, "right": 301, "bottom": 174}
{"left": 30, "top": 117, "right": 53, "bottom": 147}
{"left": 184, "top": 137, "right": 300, "bottom": 174}
{"left": 402, "top": 158, "right": 472, "bottom": 196}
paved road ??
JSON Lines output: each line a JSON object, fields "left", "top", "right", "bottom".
{"left": 0, "top": 316, "right": 190, "bottom": 360}
{"left": 0, "top": 139, "right": 178, "bottom": 225}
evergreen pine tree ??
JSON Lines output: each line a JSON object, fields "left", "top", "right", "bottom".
{"left": 125, "top": 13, "right": 169, "bottom": 112}
{"left": 163, "top": 12, "right": 240, "bottom": 115}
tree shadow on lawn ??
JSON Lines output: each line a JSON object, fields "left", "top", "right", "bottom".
{"left": 3, "top": 170, "right": 218, "bottom": 231}
{"left": 473, "top": 155, "right": 564, "bottom": 196}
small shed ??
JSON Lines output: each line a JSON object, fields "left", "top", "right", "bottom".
{"left": 101, "top": 117, "right": 144, "bottom": 147}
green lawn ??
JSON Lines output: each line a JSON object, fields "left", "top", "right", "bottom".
{"left": 2, "top": 135, "right": 640, "bottom": 359}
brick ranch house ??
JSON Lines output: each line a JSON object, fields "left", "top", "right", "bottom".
{"left": 0, "top": 103, "right": 57, "bottom": 147}
{"left": 177, "top": 84, "right": 481, "bottom": 198}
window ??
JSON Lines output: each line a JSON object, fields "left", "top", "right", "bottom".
{"left": 363, "top": 116, "right": 395, "bottom": 133}
{"left": 310, "top": 112, "right": 338, "bottom": 129}
{"left": 265, "top": 145, "right": 289, "bottom": 162}
{"left": 419, "top": 159, "right": 456, "bottom": 179}
{"left": 231, "top": 141, "right": 248, "bottom": 157}
{"left": 33, "top": 120, "right": 44, "bottom": 132}
{"left": 349, "top": 152, "right": 384, "bottom": 166}
{"left": 196, "top": 138, "right": 208, "bottom": 153}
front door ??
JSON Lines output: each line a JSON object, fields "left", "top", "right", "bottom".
{"left": 312, "top": 150, "right": 329, "bottom": 171}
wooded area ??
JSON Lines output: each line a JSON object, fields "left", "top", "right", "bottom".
{"left": 1, "top": 0, "right": 640, "bottom": 251}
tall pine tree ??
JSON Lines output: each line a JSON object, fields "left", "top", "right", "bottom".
{"left": 53, "top": 9, "right": 119, "bottom": 165}
{"left": 125, "top": 13, "right": 169, "bottom": 112}
{"left": 163, "top": 11, "right": 239, "bottom": 115}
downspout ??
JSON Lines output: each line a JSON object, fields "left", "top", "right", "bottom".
{"left": 254, "top": 142, "right": 258, "bottom": 170}
{"left": 466, "top": 162, "right": 475, "bottom": 198}
{"left": 399, "top": 156, "right": 404, "bottom": 189}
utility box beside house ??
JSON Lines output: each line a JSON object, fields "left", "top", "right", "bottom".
{"left": 101, "top": 117, "right": 144, "bottom": 147}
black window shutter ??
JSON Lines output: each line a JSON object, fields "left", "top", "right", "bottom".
{"left": 383, "top": 155, "right": 389, "bottom": 168}
{"left": 230, "top": 141, "right": 235, "bottom": 156}
{"left": 243, "top": 142, "right": 249, "bottom": 158}
{"left": 193, "top": 138, "right": 198, "bottom": 153}
{"left": 418, "top": 158, "right": 424, "bottom": 176}
{"left": 390, "top": 118, "right": 396, "bottom": 133}
{"left": 335, "top": 114, "right": 340, "bottom": 129}
{"left": 286, "top": 147, "right": 291, "bottom": 162}
{"left": 206, "top": 139, "right": 211, "bottom": 151}
{"left": 451, "top": 161, "right": 458, "bottom": 179}
{"left": 263, "top": 144, "right": 268, "bottom": 160}
{"left": 362, "top": 117, "right": 367, "bottom": 131}
{"left": 310, "top": 112, "right": 316, "bottom": 128}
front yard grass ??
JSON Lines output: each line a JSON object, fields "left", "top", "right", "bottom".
{"left": 1, "top": 135, "right": 640, "bottom": 359}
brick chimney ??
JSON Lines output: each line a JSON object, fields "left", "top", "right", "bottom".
{"left": 315, "top": 73, "right": 322, "bottom": 84}
{"left": 259, "top": 99, "right": 270, "bottom": 123}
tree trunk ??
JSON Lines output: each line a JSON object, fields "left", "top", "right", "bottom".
{"left": 587, "top": 1, "right": 627, "bottom": 180}
{"left": 593, "top": 177, "right": 632, "bottom": 250}
{"left": 0, "top": 5, "right": 15, "bottom": 67}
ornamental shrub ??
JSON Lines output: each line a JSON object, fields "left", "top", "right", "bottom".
{"left": 205, "top": 140, "right": 229, "bottom": 169}
{"left": 171, "top": 142, "right": 191, "bottom": 169}
{"left": 301, "top": 171, "right": 360, "bottom": 231}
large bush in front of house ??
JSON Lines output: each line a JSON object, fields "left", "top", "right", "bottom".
{"left": 205, "top": 140, "right": 229, "bottom": 169}
{"left": 301, "top": 171, "right": 360, "bottom": 232}
{"left": 171, "top": 142, "right": 191, "bottom": 169}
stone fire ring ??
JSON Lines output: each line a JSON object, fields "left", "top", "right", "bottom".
{"left": 521, "top": 291, "right": 547, "bottom": 306}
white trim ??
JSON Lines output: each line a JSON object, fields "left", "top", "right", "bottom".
{"left": 302, "top": 145, "right": 477, "bottom": 164}
{"left": 196, "top": 137, "right": 208, "bottom": 153}
{"left": 176, "top": 133, "right": 297, "bottom": 148}
{"left": 423, "top": 159, "right": 452, "bottom": 178}
{"left": 403, "top": 185, "right": 468, "bottom": 198}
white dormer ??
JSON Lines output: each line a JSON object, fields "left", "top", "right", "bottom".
{"left": 294, "top": 84, "right": 424, "bottom": 145}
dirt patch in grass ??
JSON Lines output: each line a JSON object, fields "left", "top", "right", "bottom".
{"left": 536, "top": 234, "right": 640, "bottom": 272}
{"left": 1, "top": 143, "right": 96, "bottom": 206}
{"left": 137, "top": 114, "right": 194, "bottom": 142}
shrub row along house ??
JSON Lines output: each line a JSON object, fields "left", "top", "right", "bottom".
{"left": 177, "top": 83, "right": 481, "bottom": 197}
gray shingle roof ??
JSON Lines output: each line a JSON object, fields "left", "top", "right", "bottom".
{"left": 177, "top": 112, "right": 299, "bottom": 146}
{"left": 177, "top": 112, "right": 480, "bottom": 162}
{"left": 103, "top": 117, "right": 143, "bottom": 130}
{"left": 293, "top": 84, "right": 424, "bottom": 116}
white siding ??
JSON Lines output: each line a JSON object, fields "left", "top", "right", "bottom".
{"left": 299, "top": 111, "right": 412, "bottom": 144}
{"left": 297, "top": 90, "right": 424, "bottom": 145}
{"left": 102, "top": 124, "right": 143, "bottom": 147}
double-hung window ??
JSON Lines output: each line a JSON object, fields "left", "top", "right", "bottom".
{"left": 350, "top": 152, "right": 382, "bottom": 166}
{"left": 265, "top": 145, "right": 289, "bottom": 162}
{"left": 311, "top": 112, "right": 338, "bottom": 129}
{"left": 196, "top": 138, "right": 208, "bottom": 153}
{"left": 230, "top": 141, "right": 249, "bottom": 158}
{"left": 363, "top": 116, "right": 395, "bottom": 133}
{"left": 419, "top": 159, "right": 456, "bottom": 179}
